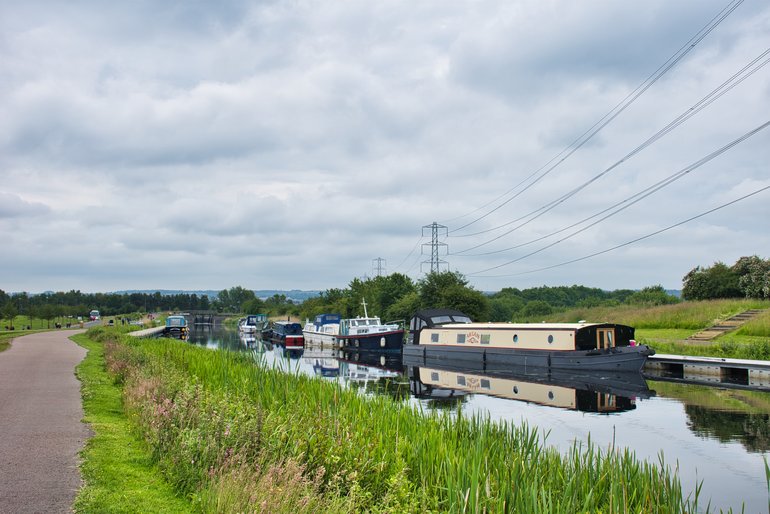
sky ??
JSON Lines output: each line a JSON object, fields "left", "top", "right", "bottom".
{"left": 1, "top": 0, "right": 769, "bottom": 294}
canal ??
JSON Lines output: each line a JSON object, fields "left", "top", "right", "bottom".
{"left": 188, "top": 325, "right": 770, "bottom": 513}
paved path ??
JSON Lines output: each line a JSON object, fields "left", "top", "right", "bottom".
{"left": 0, "top": 330, "right": 89, "bottom": 514}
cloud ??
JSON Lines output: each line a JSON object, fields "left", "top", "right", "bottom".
{"left": 0, "top": 0, "right": 769, "bottom": 293}
{"left": 0, "top": 192, "right": 50, "bottom": 219}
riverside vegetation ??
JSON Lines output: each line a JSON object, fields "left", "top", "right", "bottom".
{"left": 543, "top": 298, "right": 770, "bottom": 359}
{"left": 75, "top": 326, "right": 711, "bottom": 513}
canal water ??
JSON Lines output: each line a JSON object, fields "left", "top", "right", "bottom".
{"left": 188, "top": 325, "right": 770, "bottom": 513}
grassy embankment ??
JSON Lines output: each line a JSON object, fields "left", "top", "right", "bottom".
{"left": 72, "top": 332, "right": 192, "bottom": 513}
{"left": 543, "top": 299, "right": 770, "bottom": 359}
{"left": 78, "top": 327, "right": 709, "bottom": 513}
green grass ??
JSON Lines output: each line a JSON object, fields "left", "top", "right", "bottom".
{"left": 544, "top": 299, "right": 770, "bottom": 329}
{"left": 71, "top": 333, "right": 192, "bottom": 513}
{"left": 87, "top": 327, "right": 709, "bottom": 513}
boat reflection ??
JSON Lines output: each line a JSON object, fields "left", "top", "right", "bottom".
{"left": 405, "top": 356, "right": 654, "bottom": 414}
{"left": 303, "top": 346, "right": 340, "bottom": 377}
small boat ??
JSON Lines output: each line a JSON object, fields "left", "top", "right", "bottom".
{"left": 264, "top": 320, "right": 305, "bottom": 349}
{"left": 239, "top": 314, "right": 268, "bottom": 333}
{"left": 403, "top": 308, "right": 654, "bottom": 372}
{"left": 305, "top": 300, "right": 404, "bottom": 351}
{"left": 303, "top": 314, "right": 342, "bottom": 345}
{"left": 164, "top": 315, "right": 189, "bottom": 340}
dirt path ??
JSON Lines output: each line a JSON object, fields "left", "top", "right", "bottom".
{"left": 0, "top": 330, "right": 89, "bottom": 513}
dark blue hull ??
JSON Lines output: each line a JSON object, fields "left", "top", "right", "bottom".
{"left": 401, "top": 344, "right": 653, "bottom": 372}
{"left": 338, "top": 330, "right": 404, "bottom": 352}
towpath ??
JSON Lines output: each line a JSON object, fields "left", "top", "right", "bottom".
{"left": 0, "top": 330, "right": 89, "bottom": 513}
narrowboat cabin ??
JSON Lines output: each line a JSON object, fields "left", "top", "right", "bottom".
{"left": 403, "top": 309, "right": 654, "bottom": 372}
{"left": 265, "top": 321, "right": 305, "bottom": 349}
{"left": 164, "top": 315, "right": 189, "bottom": 339}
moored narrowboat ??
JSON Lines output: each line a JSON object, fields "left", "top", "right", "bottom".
{"left": 265, "top": 321, "right": 305, "bottom": 349}
{"left": 403, "top": 309, "right": 654, "bottom": 372}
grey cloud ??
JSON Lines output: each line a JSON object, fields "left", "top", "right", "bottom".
{"left": 0, "top": 192, "right": 50, "bottom": 218}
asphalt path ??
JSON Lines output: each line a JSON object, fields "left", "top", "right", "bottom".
{"left": 0, "top": 330, "right": 90, "bottom": 513}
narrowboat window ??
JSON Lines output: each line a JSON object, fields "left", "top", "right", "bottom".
{"left": 481, "top": 334, "right": 491, "bottom": 345}
{"left": 431, "top": 372, "right": 439, "bottom": 381}
{"left": 456, "top": 334, "right": 466, "bottom": 344}
{"left": 548, "top": 335, "right": 554, "bottom": 344}
{"left": 457, "top": 375, "right": 466, "bottom": 386}
{"left": 513, "top": 386, "right": 519, "bottom": 394}
{"left": 480, "top": 379, "right": 491, "bottom": 389}
{"left": 430, "top": 333, "right": 439, "bottom": 343}
{"left": 513, "top": 334, "right": 519, "bottom": 343}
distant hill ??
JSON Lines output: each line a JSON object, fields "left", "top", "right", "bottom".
{"left": 114, "top": 289, "right": 322, "bottom": 302}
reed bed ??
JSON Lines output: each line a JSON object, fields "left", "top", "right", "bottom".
{"left": 91, "top": 327, "right": 707, "bottom": 513}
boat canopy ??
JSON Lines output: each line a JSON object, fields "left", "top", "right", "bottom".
{"left": 409, "top": 309, "right": 473, "bottom": 332}
{"left": 314, "top": 314, "right": 341, "bottom": 326}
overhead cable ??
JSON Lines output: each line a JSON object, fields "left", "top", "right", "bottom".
{"left": 468, "top": 184, "right": 770, "bottom": 278}
{"left": 452, "top": 47, "right": 770, "bottom": 254}
{"left": 464, "top": 119, "right": 769, "bottom": 276}
{"left": 443, "top": 0, "right": 744, "bottom": 234}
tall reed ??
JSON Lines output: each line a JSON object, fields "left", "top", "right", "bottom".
{"left": 93, "top": 327, "right": 711, "bottom": 513}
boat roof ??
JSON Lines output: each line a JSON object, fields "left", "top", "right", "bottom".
{"left": 432, "top": 321, "right": 625, "bottom": 330}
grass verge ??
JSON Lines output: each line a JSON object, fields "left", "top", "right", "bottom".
{"left": 71, "top": 333, "right": 192, "bottom": 513}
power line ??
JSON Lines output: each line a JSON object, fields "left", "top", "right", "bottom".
{"left": 393, "top": 235, "right": 425, "bottom": 271}
{"left": 464, "top": 119, "right": 770, "bottom": 274}
{"left": 469, "top": 184, "right": 770, "bottom": 278}
{"left": 443, "top": 0, "right": 745, "bottom": 233}
{"left": 451, "top": 47, "right": 770, "bottom": 254}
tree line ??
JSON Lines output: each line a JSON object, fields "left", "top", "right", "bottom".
{"left": 3, "top": 254, "right": 767, "bottom": 327}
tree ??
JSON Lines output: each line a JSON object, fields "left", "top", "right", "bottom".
{"left": 733, "top": 256, "right": 770, "bottom": 299}
{"left": 626, "top": 285, "right": 680, "bottom": 306}
{"left": 2, "top": 301, "right": 18, "bottom": 329}
{"left": 682, "top": 262, "right": 741, "bottom": 300}
{"left": 418, "top": 271, "right": 490, "bottom": 321}
{"left": 215, "top": 286, "right": 257, "bottom": 313}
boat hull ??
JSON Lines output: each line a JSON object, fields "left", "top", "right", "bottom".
{"left": 402, "top": 344, "right": 653, "bottom": 372}
{"left": 337, "top": 330, "right": 404, "bottom": 352}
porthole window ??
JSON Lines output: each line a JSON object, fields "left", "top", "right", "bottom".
{"left": 547, "top": 335, "right": 554, "bottom": 344}
{"left": 513, "top": 334, "right": 519, "bottom": 343}
{"left": 548, "top": 391, "right": 554, "bottom": 400}
{"left": 513, "top": 386, "right": 519, "bottom": 394}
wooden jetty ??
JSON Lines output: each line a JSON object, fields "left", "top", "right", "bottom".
{"left": 127, "top": 326, "right": 166, "bottom": 338}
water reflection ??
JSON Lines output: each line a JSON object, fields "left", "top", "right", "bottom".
{"left": 405, "top": 362, "right": 652, "bottom": 414}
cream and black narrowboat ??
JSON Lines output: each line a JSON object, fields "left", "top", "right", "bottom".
{"left": 404, "top": 309, "right": 654, "bottom": 372}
